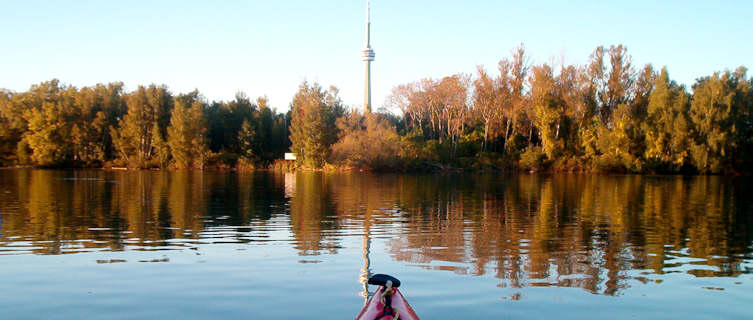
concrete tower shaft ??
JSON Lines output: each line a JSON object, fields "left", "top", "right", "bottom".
{"left": 361, "top": 0, "right": 374, "bottom": 113}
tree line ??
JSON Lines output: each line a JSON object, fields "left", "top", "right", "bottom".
{"left": 1, "top": 44, "right": 751, "bottom": 173}
{"left": 291, "top": 45, "right": 752, "bottom": 174}
{"left": 0, "top": 80, "right": 289, "bottom": 169}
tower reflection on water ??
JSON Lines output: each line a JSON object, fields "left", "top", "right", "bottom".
{"left": 359, "top": 221, "right": 372, "bottom": 305}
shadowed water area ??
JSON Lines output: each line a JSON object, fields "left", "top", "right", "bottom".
{"left": 0, "top": 170, "right": 752, "bottom": 319}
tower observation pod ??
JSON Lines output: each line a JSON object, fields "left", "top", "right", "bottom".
{"left": 361, "top": 0, "right": 375, "bottom": 113}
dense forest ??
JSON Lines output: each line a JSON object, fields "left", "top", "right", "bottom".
{"left": 1, "top": 44, "right": 751, "bottom": 173}
{"left": 0, "top": 81, "right": 290, "bottom": 170}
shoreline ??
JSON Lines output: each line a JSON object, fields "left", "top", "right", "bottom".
{"left": 0, "top": 165, "right": 737, "bottom": 176}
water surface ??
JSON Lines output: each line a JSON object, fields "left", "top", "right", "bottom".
{"left": 0, "top": 170, "right": 752, "bottom": 319}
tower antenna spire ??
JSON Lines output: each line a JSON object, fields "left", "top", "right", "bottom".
{"left": 361, "top": 0, "right": 375, "bottom": 113}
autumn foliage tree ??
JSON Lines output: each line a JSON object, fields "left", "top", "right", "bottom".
{"left": 330, "top": 111, "right": 401, "bottom": 169}
{"left": 387, "top": 44, "right": 751, "bottom": 173}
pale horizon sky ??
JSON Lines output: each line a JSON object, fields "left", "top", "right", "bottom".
{"left": 2, "top": 0, "right": 751, "bottom": 113}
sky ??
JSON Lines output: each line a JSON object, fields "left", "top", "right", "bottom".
{"left": 1, "top": 0, "right": 751, "bottom": 113}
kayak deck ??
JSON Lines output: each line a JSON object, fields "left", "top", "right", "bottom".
{"left": 355, "top": 286, "right": 420, "bottom": 320}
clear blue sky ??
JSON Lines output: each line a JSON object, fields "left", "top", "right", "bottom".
{"left": 2, "top": 0, "right": 751, "bottom": 112}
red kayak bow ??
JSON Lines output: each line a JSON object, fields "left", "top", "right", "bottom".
{"left": 355, "top": 274, "right": 420, "bottom": 320}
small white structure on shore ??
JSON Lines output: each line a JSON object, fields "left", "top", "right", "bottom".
{"left": 284, "top": 153, "right": 297, "bottom": 161}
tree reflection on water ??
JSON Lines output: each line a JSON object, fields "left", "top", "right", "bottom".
{"left": 0, "top": 170, "right": 751, "bottom": 296}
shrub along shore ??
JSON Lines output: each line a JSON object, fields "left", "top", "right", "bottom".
{"left": 1, "top": 45, "right": 751, "bottom": 174}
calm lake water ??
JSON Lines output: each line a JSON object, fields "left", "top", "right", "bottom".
{"left": 0, "top": 170, "right": 752, "bottom": 319}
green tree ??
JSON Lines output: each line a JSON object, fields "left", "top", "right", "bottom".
{"left": 256, "top": 96, "right": 275, "bottom": 161}
{"left": 624, "top": 64, "right": 656, "bottom": 160}
{"left": 689, "top": 71, "right": 740, "bottom": 173}
{"left": 167, "top": 99, "right": 208, "bottom": 169}
{"left": 112, "top": 85, "right": 173, "bottom": 167}
{"left": 0, "top": 89, "right": 27, "bottom": 165}
{"left": 643, "top": 68, "right": 691, "bottom": 171}
{"left": 238, "top": 118, "right": 257, "bottom": 161}
{"left": 289, "top": 82, "right": 343, "bottom": 168}
{"left": 71, "top": 82, "right": 126, "bottom": 162}
{"left": 70, "top": 84, "right": 121, "bottom": 165}
{"left": 151, "top": 122, "right": 170, "bottom": 169}
{"left": 21, "top": 82, "right": 76, "bottom": 166}
{"left": 23, "top": 104, "right": 69, "bottom": 166}
{"left": 271, "top": 112, "right": 291, "bottom": 158}
{"left": 596, "top": 103, "right": 642, "bottom": 171}
{"left": 206, "top": 92, "right": 255, "bottom": 155}
{"left": 731, "top": 67, "right": 753, "bottom": 170}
